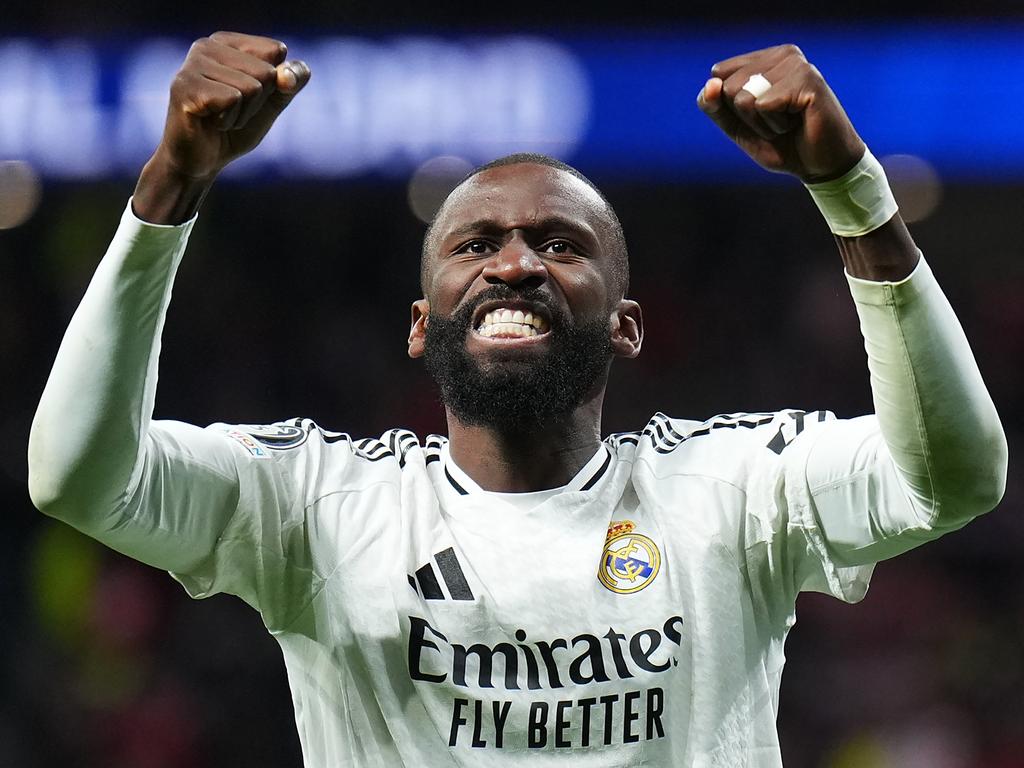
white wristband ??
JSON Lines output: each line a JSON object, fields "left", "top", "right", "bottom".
{"left": 805, "top": 149, "right": 898, "bottom": 237}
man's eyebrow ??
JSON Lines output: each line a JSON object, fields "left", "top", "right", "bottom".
{"left": 441, "top": 216, "right": 599, "bottom": 243}
{"left": 441, "top": 219, "right": 505, "bottom": 241}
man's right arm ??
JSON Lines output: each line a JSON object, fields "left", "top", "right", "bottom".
{"left": 27, "top": 33, "right": 310, "bottom": 576}
{"left": 133, "top": 31, "right": 309, "bottom": 225}
{"left": 27, "top": 203, "right": 219, "bottom": 574}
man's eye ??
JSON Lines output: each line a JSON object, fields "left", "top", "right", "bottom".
{"left": 458, "top": 241, "right": 493, "bottom": 255}
{"left": 541, "top": 240, "right": 575, "bottom": 255}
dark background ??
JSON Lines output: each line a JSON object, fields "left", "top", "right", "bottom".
{"left": 2, "top": 4, "right": 1023, "bottom": 767}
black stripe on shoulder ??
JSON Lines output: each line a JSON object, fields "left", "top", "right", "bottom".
{"left": 350, "top": 437, "right": 395, "bottom": 463}
{"left": 653, "top": 412, "right": 686, "bottom": 441}
{"left": 634, "top": 411, "right": 785, "bottom": 455}
{"left": 388, "top": 429, "right": 420, "bottom": 468}
{"left": 359, "top": 449, "right": 396, "bottom": 462}
{"left": 363, "top": 441, "right": 390, "bottom": 457}
{"left": 424, "top": 434, "right": 447, "bottom": 465}
{"left": 641, "top": 421, "right": 681, "bottom": 453}
{"left": 606, "top": 431, "right": 641, "bottom": 450}
{"left": 697, "top": 413, "right": 776, "bottom": 434}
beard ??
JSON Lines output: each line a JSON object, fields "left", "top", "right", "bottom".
{"left": 423, "top": 286, "right": 613, "bottom": 432}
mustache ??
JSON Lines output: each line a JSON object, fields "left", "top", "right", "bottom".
{"left": 444, "top": 286, "right": 563, "bottom": 328}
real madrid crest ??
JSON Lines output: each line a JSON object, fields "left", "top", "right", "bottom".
{"left": 598, "top": 520, "right": 661, "bottom": 594}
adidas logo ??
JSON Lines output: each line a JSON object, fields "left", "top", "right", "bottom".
{"left": 409, "top": 547, "right": 474, "bottom": 601}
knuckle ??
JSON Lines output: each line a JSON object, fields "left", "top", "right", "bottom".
{"left": 732, "top": 92, "right": 754, "bottom": 110}
{"left": 170, "top": 70, "right": 195, "bottom": 96}
{"left": 780, "top": 43, "right": 804, "bottom": 58}
{"left": 256, "top": 61, "right": 278, "bottom": 83}
{"left": 239, "top": 79, "right": 264, "bottom": 99}
{"left": 187, "top": 38, "right": 210, "bottom": 57}
{"left": 723, "top": 80, "right": 748, "bottom": 103}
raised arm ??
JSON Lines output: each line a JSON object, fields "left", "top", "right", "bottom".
{"left": 28, "top": 33, "right": 310, "bottom": 574}
{"left": 133, "top": 31, "right": 310, "bottom": 225}
{"left": 697, "top": 45, "right": 1006, "bottom": 556}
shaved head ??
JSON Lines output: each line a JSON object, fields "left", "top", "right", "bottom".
{"left": 420, "top": 153, "right": 629, "bottom": 297}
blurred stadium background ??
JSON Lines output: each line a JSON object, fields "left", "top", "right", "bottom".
{"left": 2, "top": 2, "right": 1023, "bottom": 766}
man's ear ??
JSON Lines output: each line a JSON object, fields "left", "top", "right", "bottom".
{"left": 610, "top": 299, "right": 643, "bottom": 359}
{"left": 408, "top": 299, "right": 430, "bottom": 358}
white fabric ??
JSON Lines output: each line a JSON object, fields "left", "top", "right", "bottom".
{"left": 804, "top": 149, "right": 900, "bottom": 237}
{"left": 28, "top": 201, "right": 1006, "bottom": 767}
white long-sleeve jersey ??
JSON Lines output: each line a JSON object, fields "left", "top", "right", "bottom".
{"left": 28, "top": 203, "right": 1006, "bottom": 767}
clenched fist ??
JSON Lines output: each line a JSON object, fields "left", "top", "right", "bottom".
{"left": 133, "top": 31, "right": 310, "bottom": 224}
{"left": 697, "top": 44, "right": 865, "bottom": 183}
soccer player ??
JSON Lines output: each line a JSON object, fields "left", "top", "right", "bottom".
{"left": 28, "top": 32, "right": 1006, "bottom": 767}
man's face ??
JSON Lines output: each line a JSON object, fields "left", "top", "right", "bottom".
{"left": 409, "top": 163, "right": 642, "bottom": 430}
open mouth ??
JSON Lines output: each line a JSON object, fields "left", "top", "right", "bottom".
{"left": 473, "top": 302, "right": 551, "bottom": 339}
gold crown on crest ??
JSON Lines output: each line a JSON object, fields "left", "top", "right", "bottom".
{"left": 605, "top": 520, "right": 636, "bottom": 541}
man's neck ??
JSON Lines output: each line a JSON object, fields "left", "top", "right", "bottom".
{"left": 444, "top": 395, "right": 604, "bottom": 493}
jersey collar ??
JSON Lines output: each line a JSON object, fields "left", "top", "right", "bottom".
{"left": 440, "top": 442, "right": 612, "bottom": 498}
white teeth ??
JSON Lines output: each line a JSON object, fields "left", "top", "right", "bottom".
{"left": 479, "top": 322, "right": 532, "bottom": 338}
{"left": 476, "top": 306, "right": 549, "bottom": 337}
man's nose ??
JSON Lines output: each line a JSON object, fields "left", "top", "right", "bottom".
{"left": 481, "top": 236, "right": 547, "bottom": 289}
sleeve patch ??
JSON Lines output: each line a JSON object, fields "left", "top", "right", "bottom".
{"left": 235, "top": 424, "right": 309, "bottom": 450}
{"left": 225, "top": 429, "right": 271, "bottom": 458}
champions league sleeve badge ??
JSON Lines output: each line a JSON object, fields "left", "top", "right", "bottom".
{"left": 223, "top": 424, "right": 309, "bottom": 458}
{"left": 598, "top": 520, "right": 661, "bottom": 594}
{"left": 238, "top": 424, "right": 309, "bottom": 449}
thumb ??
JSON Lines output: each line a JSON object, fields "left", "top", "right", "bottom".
{"left": 228, "top": 59, "right": 310, "bottom": 149}
{"left": 275, "top": 60, "right": 311, "bottom": 96}
{"left": 265, "top": 60, "right": 311, "bottom": 116}
{"left": 696, "top": 77, "right": 754, "bottom": 145}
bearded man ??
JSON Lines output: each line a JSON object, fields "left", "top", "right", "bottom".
{"left": 28, "top": 32, "right": 1006, "bottom": 767}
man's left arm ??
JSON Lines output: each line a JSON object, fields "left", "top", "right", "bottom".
{"left": 699, "top": 45, "right": 1007, "bottom": 564}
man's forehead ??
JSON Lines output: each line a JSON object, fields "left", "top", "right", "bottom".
{"left": 435, "top": 163, "right": 610, "bottom": 234}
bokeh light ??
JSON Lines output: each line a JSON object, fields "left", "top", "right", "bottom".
{"left": 0, "top": 160, "right": 42, "bottom": 229}
{"left": 28, "top": 522, "right": 101, "bottom": 647}
{"left": 407, "top": 155, "right": 474, "bottom": 224}
{"left": 881, "top": 154, "right": 943, "bottom": 224}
